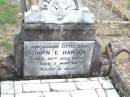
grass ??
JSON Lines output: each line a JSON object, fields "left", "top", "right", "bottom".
{"left": 0, "top": 0, "right": 16, "bottom": 60}
{"left": 129, "top": 0, "right": 130, "bottom": 8}
{"left": 0, "top": 36, "right": 13, "bottom": 57}
{"left": 0, "top": 0, "right": 17, "bottom": 24}
{"left": 0, "top": 41, "right": 13, "bottom": 51}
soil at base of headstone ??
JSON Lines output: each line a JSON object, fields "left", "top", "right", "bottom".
{"left": 0, "top": 54, "right": 17, "bottom": 80}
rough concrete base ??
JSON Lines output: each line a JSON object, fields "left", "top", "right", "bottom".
{"left": 110, "top": 64, "right": 130, "bottom": 97}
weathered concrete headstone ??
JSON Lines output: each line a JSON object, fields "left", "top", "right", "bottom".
{"left": 14, "top": 0, "right": 101, "bottom": 78}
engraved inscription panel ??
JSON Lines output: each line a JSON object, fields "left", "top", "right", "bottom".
{"left": 24, "top": 41, "right": 95, "bottom": 76}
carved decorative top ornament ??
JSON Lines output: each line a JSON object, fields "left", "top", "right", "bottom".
{"left": 40, "top": 0, "right": 81, "bottom": 22}
{"left": 24, "top": 0, "right": 95, "bottom": 23}
{"left": 40, "top": 0, "right": 80, "bottom": 10}
{"left": 44, "top": 0, "right": 72, "bottom": 20}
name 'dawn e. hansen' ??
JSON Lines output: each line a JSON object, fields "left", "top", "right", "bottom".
{"left": 32, "top": 50, "right": 88, "bottom": 55}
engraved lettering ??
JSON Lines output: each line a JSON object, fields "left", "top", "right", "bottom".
{"left": 40, "top": 62, "right": 50, "bottom": 65}
{"left": 64, "top": 67, "right": 76, "bottom": 70}
{"left": 73, "top": 0, "right": 79, "bottom": 10}
{"left": 32, "top": 51, "right": 50, "bottom": 55}
{"left": 55, "top": 51, "right": 58, "bottom": 55}
{"left": 63, "top": 50, "right": 86, "bottom": 55}
{"left": 24, "top": 41, "right": 95, "bottom": 76}
{"left": 43, "top": 5, "right": 48, "bottom": 10}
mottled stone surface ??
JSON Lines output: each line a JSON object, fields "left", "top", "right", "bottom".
{"left": 106, "top": 39, "right": 130, "bottom": 63}
{"left": 105, "top": 39, "right": 130, "bottom": 97}
{"left": 14, "top": 23, "right": 100, "bottom": 78}
{"left": 110, "top": 64, "right": 130, "bottom": 97}
{"left": 24, "top": 41, "right": 95, "bottom": 77}
{"left": 22, "top": 23, "right": 96, "bottom": 41}
{"left": 100, "top": 57, "right": 111, "bottom": 76}
{"left": 90, "top": 39, "right": 101, "bottom": 76}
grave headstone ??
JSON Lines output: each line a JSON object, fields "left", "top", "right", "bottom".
{"left": 14, "top": 0, "right": 101, "bottom": 78}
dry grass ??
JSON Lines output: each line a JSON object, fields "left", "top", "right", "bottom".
{"left": 0, "top": 0, "right": 17, "bottom": 24}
